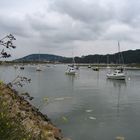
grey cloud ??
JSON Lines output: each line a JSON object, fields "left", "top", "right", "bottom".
{"left": 49, "top": 0, "right": 140, "bottom": 42}
{"left": 116, "top": 0, "right": 140, "bottom": 23}
{"left": 26, "top": 12, "right": 98, "bottom": 44}
{"left": 26, "top": 14, "right": 57, "bottom": 32}
{"left": 49, "top": 0, "right": 113, "bottom": 23}
{"left": 0, "top": 0, "right": 140, "bottom": 58}
{"left": 0, "top": 14, "right": 32, "bottom": 38}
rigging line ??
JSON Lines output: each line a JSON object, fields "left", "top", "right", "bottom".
{"left": 118, "top": 41, "right": 125, "bottom": 65}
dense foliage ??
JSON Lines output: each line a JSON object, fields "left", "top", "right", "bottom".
{"left": 74, "top": 49, "right": 140, "bottom": 64}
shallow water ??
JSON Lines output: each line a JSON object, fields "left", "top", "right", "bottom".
{"left": 0, "top": 65, "right": 140, "bottom": 140}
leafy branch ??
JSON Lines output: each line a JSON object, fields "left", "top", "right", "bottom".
{"left": 0, "top": 34, "right": 16, "bottom": 58}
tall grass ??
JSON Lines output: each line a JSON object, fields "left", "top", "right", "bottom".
{"left": 0, "top": 96, "right": 32, "bottom": 140}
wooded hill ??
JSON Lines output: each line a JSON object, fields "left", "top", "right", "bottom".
{"left": 14, "top": 49, "right": 140, "bottom": 64}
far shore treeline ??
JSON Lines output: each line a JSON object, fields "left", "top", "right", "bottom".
{"left": 0, "top": 49, "right": 140, "bottom": 65}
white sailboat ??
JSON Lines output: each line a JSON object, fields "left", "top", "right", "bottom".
{"left": 88, "top": 65, "right": 91, "bottom": 68}
{"left": 36, "top": 65, "right": 42, "bottom": 71}
{"left": 106, "top": 67, "right": 126, "bottom": 80}
{"left": 65, "top": 66, "right": 76, "bottom": 75}
{"left": 36, "top": 53, "right": 43, "bottom": 71}
{"left": 106, "top": 42, "right": 126, "bottom": 80}
{"left": 65, "top": 56, "right": 76, "bottom": 75}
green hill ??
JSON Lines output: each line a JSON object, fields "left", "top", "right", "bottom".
{"left": 15, "top": 54, "right": 66, "bottom": 62}
{"left": 74, "top": 49, "right": 140, "bottom": 64}
{"left": 14, "top": 49, "right": 140, "bottom": 64}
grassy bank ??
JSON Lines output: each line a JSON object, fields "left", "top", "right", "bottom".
{"left": 0, "top": 99, "right": 31, "bottom": 140}
{"left": 0, "top": 82, "right": 63, "bottom": 140}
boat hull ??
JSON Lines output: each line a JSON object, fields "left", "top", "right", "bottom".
{"left": 65, "top": 71, "right": 76, "bottom": 75}
{"left": 36, "top": 66, "right": 43, "bottom": 71}
{"left": 106, "top": 74, "right": 126, "bottom": 80}
{"left": 65, "top": 66, "right": 76, "bottom": 75}
{"left": 36, "top": 69, "right": 42, "bottom": 71}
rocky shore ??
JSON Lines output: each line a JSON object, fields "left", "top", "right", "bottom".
{"left": 0, "top": 82, "right": 65, "bottom": 140}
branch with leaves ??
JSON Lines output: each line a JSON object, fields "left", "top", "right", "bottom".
{"left": 0, "top": 34, "right": 16, "bottom": 58}
{"left": 0, "top": 34, "right": 31, "bottom": 87}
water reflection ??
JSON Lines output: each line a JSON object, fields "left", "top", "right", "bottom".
{"left": 106, "top": 79, "right": 126, "bottom": 88}
{"left": 107, "top": 79, "right": 127, "bottom": 116}
{"left": 96, "top": 71, "right": 100, "bottom": 87}
{"left": 66, "top": 74, "right": 75, "bottom": 82}
{"left": 0, "top": 65, "right": 140, "bottom": 140}
{"left": 65, "top": 74, "right": 77, "bottom": 90}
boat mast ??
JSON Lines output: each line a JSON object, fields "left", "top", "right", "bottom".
{"left": 118, "top": 41, "right": 121, "bottom": 65}
{"left": 72, "top": 48, "right": 75, "bottom": 65}
{"left": 38, "top": 51, "right": 40, "bottom": 63}
{"left": 107, "top": 54, "right": 109, "bottom": 66}
{"left": 118, "top": 41, "right": 124, "bottom": 66}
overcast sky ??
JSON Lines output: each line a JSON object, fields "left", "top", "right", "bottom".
{"left": 0, "top": 0, "right": 140, "bottom": 59}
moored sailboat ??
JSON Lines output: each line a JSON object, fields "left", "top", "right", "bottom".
{"left": 65, "top": 56, "right": 76, "bottom": 75}
{"left": 65, "top": 66, "right": 76, "bottom": 75}
{"left": 106, "top": 66, "right": 126, "bottom": 80}
{"left": 36, "top": 52, "right": 43, "bottom": 71}
{"left": 106, "top": 42, "right": 126, "bottom": 80}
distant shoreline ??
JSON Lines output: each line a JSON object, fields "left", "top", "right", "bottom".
{"left": 0, "top": 61, "right": 140, "bottom": 68}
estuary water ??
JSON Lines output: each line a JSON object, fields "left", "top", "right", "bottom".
{"left": 0, "top": 64, "right": 140, "bottom": 140}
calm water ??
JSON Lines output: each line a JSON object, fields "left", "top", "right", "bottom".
{"left": 0, "top": 65, "right": 140, "bottom": 140}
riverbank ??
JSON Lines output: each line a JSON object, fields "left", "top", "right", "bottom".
{"left": 0, "top": 82, "right": 64, "bottom": 140}
{"left": 0, "top": 61, "right": 140, "bottom": 68}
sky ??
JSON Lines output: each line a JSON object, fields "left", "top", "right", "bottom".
{"left": 0, "top": 0, "right": 140, "bottom": 59}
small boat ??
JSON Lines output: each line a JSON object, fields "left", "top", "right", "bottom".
{"left": 14, "top": 65, "right": 18, "bottom": 69}
{"left": 65, "top": 54, "right": 77, "bottom": 75}
{"left": 46, "top": 65, "right": 50, "bottom": 67}
{"left": 65, "top": 66, "right": 76, "bottom": 75}
{"left": 106, "top": 67, "right": 126, "bottom": 80}
{"left": 92, "top": 66, "right": 99, "bottom": 71}
{"left": 75, "top": 65, "right": 79, "bottom": 70}
{"left": 36, "top": 52, "right": 43, "bottom": 71}
{"left": 36, "top": 65, "right": 42, "bottom": 71}
{"left": 88, "top": 65, "right": 91, "bottom": 68}
{"left": 20, "top": 66, "right": 24, "bottom": 70}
